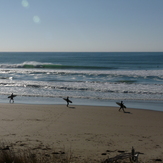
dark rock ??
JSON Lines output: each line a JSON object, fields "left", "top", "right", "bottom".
{"left": 155, "top": 159, "right": 162, "bottom": 162}
{"left": 118, "top": 150, "right": 125, "bottom": 153}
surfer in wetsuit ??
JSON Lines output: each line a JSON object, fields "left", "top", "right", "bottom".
{"left": 66, "top": 96, "right": 73, "bottom": 107}
{"left": 66, "top": 96, "right": 70, "bottom": 107}
{"left": 9, "top": 93, "right": 14, "bottom": 103}
{"left": 119, "top": 101, "right": 125, "bottom": 112}
{"left": 63, "top": 96, "right": 72, "bottom": 107}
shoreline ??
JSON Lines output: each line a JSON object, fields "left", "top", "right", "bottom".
{"left": 1, "top": 94, "right": 163, "bottom": 112}
{"left": 0, "top": 104, "right": 163, "bottom": 162}
{"left": 1, "top": 102, "right": 163, "bottom": 113}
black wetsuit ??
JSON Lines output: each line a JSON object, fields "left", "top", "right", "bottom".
{"left": 10, "top": 94, "right": 14, "bottom": 103}
{"left": 119, "top": 101, "right": 125, "bottom": 112}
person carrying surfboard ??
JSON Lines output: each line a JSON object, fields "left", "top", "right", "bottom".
{"left": 119, "top": 101, "right": 125, "bottom": 112}
{"left": 63, "top": 96, "right": 72, "bottom": 107}
{"left": 8, "top": 93, "right": 15, "bottom": 103}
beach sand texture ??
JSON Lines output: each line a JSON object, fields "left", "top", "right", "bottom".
{"left": 0, "top": 104, "right": 162, "bottom": 162}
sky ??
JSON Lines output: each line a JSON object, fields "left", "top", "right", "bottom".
{"left": 0, "top": 0, "right": 163, "bottom": 52}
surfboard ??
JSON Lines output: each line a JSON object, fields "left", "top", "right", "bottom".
{"left": 8, "top": 95, "right": 17, "bottom": 98}
{"left": 63, "top": 98, "right": 72, "bottom": 103}
{"left": 116, "top": 102, "right": 126, "bottom": 108}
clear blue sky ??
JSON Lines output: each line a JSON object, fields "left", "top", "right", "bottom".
{"left": 0, "top": 0, "right": 163, "bottom": 52}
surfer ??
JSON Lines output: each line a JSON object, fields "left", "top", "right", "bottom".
{"left": 9, "top": 93, "right": 15, "bottom": 103}
{"left": 64, "top": 96, "right": 72, "bottom": 107}
{"left": 119, "top": 101, "right": 125, "bottom": 112}
{"left": 66, "top": 96, "right": 70, "bottom": 107}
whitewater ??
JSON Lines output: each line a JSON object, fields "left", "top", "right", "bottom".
{"left": 0, "top": 52, "right": 163, "bottom": 111}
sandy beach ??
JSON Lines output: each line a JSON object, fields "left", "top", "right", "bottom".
{"left": 0, "top": 103, "right": 163, "bottom": 162}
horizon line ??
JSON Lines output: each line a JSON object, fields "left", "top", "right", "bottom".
{"left": 0, "top": 51, "right": 163, "bottom": 53}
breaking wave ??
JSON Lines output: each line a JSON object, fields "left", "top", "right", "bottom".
{"left": 0, "top": 61, "right": 114, "bottom": 70}
{"left": 0, "top": 59, "right": 163, "bottom": 101}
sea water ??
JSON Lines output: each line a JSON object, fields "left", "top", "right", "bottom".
{"left": 0, "top": 52, "right": 163, "bottom": 111}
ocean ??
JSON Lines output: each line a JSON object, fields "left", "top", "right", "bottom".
{"left": 0, "top": 52, "right": 163, "bottom": 111}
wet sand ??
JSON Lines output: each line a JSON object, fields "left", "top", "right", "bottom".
{"left": 0, "top": 104, "right": 162, "bottom": 162}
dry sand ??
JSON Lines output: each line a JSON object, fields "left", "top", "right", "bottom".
{"left": 0, "top": 103, "right": 163, "bottom": 162}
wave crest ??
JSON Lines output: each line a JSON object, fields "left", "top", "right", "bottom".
{"left": 0, "top": 61, "right": 113, "bottom": 70}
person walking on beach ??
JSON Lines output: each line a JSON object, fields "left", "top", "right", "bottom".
{"left": 66, "top": 96, "right": 71, "bottom": 107}
{"left": 119, "top": 101, "right": 125, "bottom": 112}
{"left": 63, "top": 96, "right": 72, "bottom": 107}
{"left": 9, "top": 93, "right": 15, "bottom": 103}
